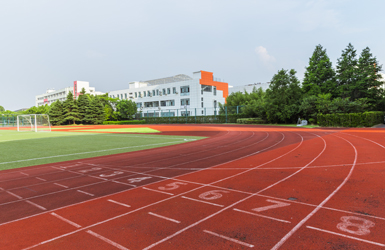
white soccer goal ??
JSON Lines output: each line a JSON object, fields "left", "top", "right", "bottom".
{"left": 17, "top": 114, "right": 51, "bottom": 132}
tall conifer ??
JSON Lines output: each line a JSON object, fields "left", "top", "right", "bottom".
{"left": 303, "top": 45, "right": 336, "bottom": 97}
{"left": 63, "top": 92, "right": 80, "bottom": 125}
{"left": 336, "top": 43, "right": 358, "bottom": 98}
{"left": 77, "top": 88, "right": 91, "bottom": 124}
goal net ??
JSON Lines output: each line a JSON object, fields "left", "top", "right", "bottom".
{"left": 17, "top": 114, "right": 51, "bottom": 132}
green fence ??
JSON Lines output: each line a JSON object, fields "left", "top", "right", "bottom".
{"left": 139, "top": 106, "right": 248, "bottom": 124}
{"left": 1, "top": 115, "right": 17, "bottom": 127}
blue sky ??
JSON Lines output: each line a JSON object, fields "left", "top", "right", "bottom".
{"left": 1, "top": 0, "right": 384, "bottom": 110}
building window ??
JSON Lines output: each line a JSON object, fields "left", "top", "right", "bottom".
{"left": 214, "top": 87, "right": 217, "bottom": 96}
{"left": 162, "top": 89, "right": 166, "bottom": 95}
{"left": 173, "top": 87, "right": 176, "bottom": 94}
{"left": 156, "top": 89, "right": 159, "bottom": 95}
{"left": 148, "top": 90, "right": 151, "bottom": 96}
{"left": 201, "top": 97, "right": 203, "bottom": 101}
{"left": 144, "top": 91, "right": 146, "bottom": 97}
{"left": 152, "top": 90, "right": 156, "bottom": 96}
{"left": 125, "top": 93, "right": 127, "bottom": 99}
{"left": 121, "top": 94, "right": 123, "bottom": 99}
{"left": 181, "top": 86, "right": 190, "bottom": 96}
{"left": 214, "top": 100, "right": 217, "bottom": 108}
{"left": 138, "top": 92, "right": 141, "bottom": 97}
{"left": 167, "top": 88, "right": 170, "bottom": 94}
{"left": 201, "top": 102, "right": 203, "bottom": 108}
{"left": 181, "top": 98, "right": 190, "bottom": 106}
{"left": 137, "top": 102, "right": 142, "bottom": 108}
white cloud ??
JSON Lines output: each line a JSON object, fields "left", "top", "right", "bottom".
{"left": 255, "top": 46, "right": 276, "bottom": 64}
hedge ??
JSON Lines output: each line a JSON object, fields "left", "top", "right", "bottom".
{"left": 317, "top": 111, "right": 385, "bottom": 127}
{"left": 236, "top": 118, "right": 265, "bottom": 124}
{"left": 103, "top": 120, "right": 146, "bottom": 125}
{"left": 143, "top": 114, "right": 247, "bottom": 124}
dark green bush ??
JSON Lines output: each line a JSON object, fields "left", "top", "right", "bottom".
{"left": 317, "top": 111, "right": 385, "bottom": 127}
{"left": 103, "top": 120, "right": 145, "bottom": 125}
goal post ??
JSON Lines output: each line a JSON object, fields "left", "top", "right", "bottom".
{"left": 17, "top": 114, "right": 51, "bottom": 132}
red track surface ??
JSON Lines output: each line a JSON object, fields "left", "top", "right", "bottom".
{"left": 1, "top": 124, "right": 385, "bottom": 249}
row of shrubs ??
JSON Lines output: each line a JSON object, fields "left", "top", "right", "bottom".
{"left": 143, "top": 114, "right": 247, "bottom": 124}
{"left": 103, "top": 120, "right": 146, "bottom": 125}
{"left": 317, "top": 111, "right": 385, "bottom": 127}
{"left": 236, "top": 118, "right": 266, "bottom": 124}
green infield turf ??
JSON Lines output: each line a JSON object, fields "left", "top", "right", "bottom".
{"left": 75, "top": 127, "right": 161, "bottom": 133}
{"left": 0, "top": 130, "right": 204, "bottom": 170}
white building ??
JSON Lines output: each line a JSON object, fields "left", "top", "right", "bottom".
{"left": 229, "top": 82, "right": 270, "bottom": 95}
{"left": 108, "top": 71, "right": 228, "bottom": 117}
{"left": 35, "top": 81, "right": 104, "bottom": 106}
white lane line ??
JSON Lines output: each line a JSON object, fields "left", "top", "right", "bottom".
{"left": 271, "top": 135, "right": 356, "bottom": 250}
{"left": 233, "top": 208, "right": 291, "bottom": 223}
{"left": 51, "top": 212, "right": 81, "bottom": 228}
{"left": 35, "top": 177, "right": 46, "bottom": 181}
{"left": 0, "top": 187, "right": 3, "bottom": 191}
{"left": 54, "top": 183, "right": 69, "bottom": 188}
{"left": 6, "top": 191, "right": 23, "bottom": 199}
{"left": 306, "top": 226, "right": 385, "bottom": 247}
{"left": 25, "top": 200, "right": 47, "bottom": 210}
{"left": 181, "top": 196, "right": 224, "bottom": 207}
{"left": 0, "top": 141, "right": 184, "bottom": 165}
{"left": 148, "top": 212, "right": 180, "bottom": 224}
{"left": 77, "top": 190, "right": 94, "bottom": 196}
{"left": 107, "top": 199, "right": 131, "bottom": 208}
{"left": 203, "top": 230, "right": 254, "bottom": 248}
{"left": 86, "top": 230, "right": 129, "bottom": 250}
{"left": 142, "top": 187, "right": 174, "bottom": 196}
{"left": 20, "top": 172, "right": 29, "bottom": 176}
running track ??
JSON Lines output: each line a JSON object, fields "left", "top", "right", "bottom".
{"left": 1, "top": 124, "right": 385, "bottom": 249}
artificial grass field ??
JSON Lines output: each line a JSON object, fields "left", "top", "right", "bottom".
{"left": 0, "top": 129, "right": 204, "bottom": 171}
{"left": 74, "top": 127, "right": 161, "bottom": 133}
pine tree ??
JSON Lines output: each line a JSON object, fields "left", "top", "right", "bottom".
{"left": 63, "top": 92, "right": 80, "bottom": 125}
{"left": 336, "top": 43, "right": 358, "bottom": 99}
{"left": 85, "top": 96, "right": 105, "bottom": 124}
{"left": 48, "top": 100, "right": 64, "bottom": 125}
{"left": 77, "top": 88, "right": 91, "bottom": 124}
{"left": 303, "top": 44, "right": 337, "bottom": 97}
{"left": 356, "top": 47, "right": 384, "bottom": 106}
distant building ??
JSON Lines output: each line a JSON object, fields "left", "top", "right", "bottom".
{"left": 108, "top": 70, "right": 228, "bottom": 117}
{"left": 35, "top": 81, "right": 104, "bottom": 107}
{"left": 13, "top": 108, "right": 28, "bottom": 112}
{"left": 229, "top": 82, "right": 270, "bottom": 95}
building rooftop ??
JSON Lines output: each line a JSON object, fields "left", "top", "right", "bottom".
{"left": 143, "top": 74, "right": 193, "bottom": 86}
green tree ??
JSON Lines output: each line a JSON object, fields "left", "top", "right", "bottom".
{"left": 355, "top": 47, "right": 384, "bottom": 107}
{"left": 85, "top": 96, "right": 105, "bottom": 124}
{"left": 336, "top": 43, "right": 358, "bottom": 98}
{"left": 116, "top": 99, "right": 137, "bottom": 120}
{"left": 99, "top": 93, "right": 118, "bottom": 121}
{"left": 0, "top": 106, "right": 4, "bottom": 112}
{"left": 265, "top": 69, "right": 303, "bottom": 123}
{"left": 48, "top": 101, "right": 64, "bottom": 125}
{"left": 77, "top": 88, "right": 91, "bottom": 124}
{"left": 63, "top": 92, "right": 80, "bottom": 125}
{"left": 303, "top": 44, "right": 337, "bottom": 97}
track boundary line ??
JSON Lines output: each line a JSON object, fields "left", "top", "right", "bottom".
{"left": 107, "top": 199, "right": 131, "bottom": 208}
{"left": 142, "top": 187, "right": 174, "bottom": 196}
{"left": 233, "top": 208, "right": 291, "bottom": 223}
{"left": 181, "top": 196, "right": 224, "bottom": 207}
{"left": 203, "top": 230, "right": 254, "bottom": 248}
{"left": 51, "top": 212, "right": 82, "bottom": 228}
{"left": 86, "top": 230, "right": 129, "bottom": 250}
{"left": 148, "top": 212, "right": 181, "bottom": 223}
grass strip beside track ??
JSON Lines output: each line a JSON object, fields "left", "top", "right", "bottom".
{"left": 0, "top": 132, "right": 204, "bottom": 170}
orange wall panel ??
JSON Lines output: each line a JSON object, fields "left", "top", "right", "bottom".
{"left": 199, "top": 71, "right": 229, "bottom": 102}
